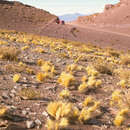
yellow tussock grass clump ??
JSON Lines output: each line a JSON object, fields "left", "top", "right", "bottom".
{"left": 13, "top": 74, "right": 21, "bottom": 83}
{"left": 58, "top": 72, "right": 75, "bottom": 88}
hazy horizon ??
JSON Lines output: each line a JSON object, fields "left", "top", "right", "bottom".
{"left": 8, "top": 0, "right": 120, "bottom": 15}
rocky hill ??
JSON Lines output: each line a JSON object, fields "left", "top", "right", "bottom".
{"left": 76, "top": 0, "right": 130, "bottom": 25}
{"left": 0, "top": 0, "right": 57, "bottom": 33}
{"left": 0, "top": 0, "right": 130, "bottom": 51}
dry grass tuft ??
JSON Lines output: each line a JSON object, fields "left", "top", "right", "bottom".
{"left": 0, "top": 46, "right": 20, "bottom": 61}
{"left": 4, "top": 64, "right": 35, "bottom": 75}
{"left": 94, "top": 62, "right": 113, "bottom": 75}
{"left": 19, "top": 88, "right": 41, "bottom": 100}
{"left": 106, "top": 48, "right": 120, "bottom": 57}
{"left": 120, "top": 54, "right": 130, "bottom": 65}
{"left": 119, "top": 69, "right": 130, "bottom": 81}
{"left": 5, "top": 64, "right": 25, "bottom": 73}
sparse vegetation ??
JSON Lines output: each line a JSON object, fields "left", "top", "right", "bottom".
{"left": 120, "top": 54, "right": 130, "bottom": 65}
{"left": 94, "top": 61, "right": 113, "bottom": 75}
{"left": 19, "top": 88, "right": 41, "bottom": 100}
{"left": 0, "top": 29, "right": 129, "bottom": 130}
{"left": 0, "top": 46, "right": 20, "bottom": 61}
{"left": 13, "top": 74, "right": 21, "bottom": 83}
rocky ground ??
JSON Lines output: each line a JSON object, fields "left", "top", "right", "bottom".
{"left": 0, "top": 30, "right": 129, "bottom": 130}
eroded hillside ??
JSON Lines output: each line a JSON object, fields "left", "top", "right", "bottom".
{"left": 0, "top": 0, "right": 57, "bottom": 33}
{"left": 76, "top": 0, "right": 130, "bottom": 25}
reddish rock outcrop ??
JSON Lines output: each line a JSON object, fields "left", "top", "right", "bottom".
{"left": 76, "top": 0, "right": 130, "bottom": 25}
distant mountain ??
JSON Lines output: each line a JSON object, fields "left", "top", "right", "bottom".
{"left": 59, "top": 13, "right": 85, "bottom": 22}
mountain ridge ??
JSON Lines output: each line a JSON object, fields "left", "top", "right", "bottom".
{"left": 0, "top": 0, "right": 57, "bottom": 33}
{"left": 76, "top": 0, "right": 130, "bottom": 25}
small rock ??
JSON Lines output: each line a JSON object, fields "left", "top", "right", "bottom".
{"left": 29, "top": 112, "right": 36, "bottom": 115}
{"left": 32, "top": 85, "right": 39, "bottom": 89}
{"left": 56, "top": 58, "right": 61, "bottom": 63}
{"left": 9, "top": 93, "right": 15, "bottom": 98}
{"left": 42, "top": 111, "right": 48, "bottom": 117}
{"left": 26, "top": 121, "right": 35, "bottom": 129}
{"left": 22, "top": 110, "right": 28, "bottom": 115}
{"left": 11, "top": 89, "right": 16, "bottom": 94}
{"left": 22, "top": 84, "right": 28, "bottom": 87}
{"left": 23, "top": 77, "right": 27, "bottom": 80}
{"left": 14, "top": 86, "right": 17, "bottom": 89}
{"left": 2, "top": 92, "right": 9, "bottom": 99}
{"left": 34, "top": 103, "right": 40, "bottom": 106}
{"left": 10, "top": 105, "right": 17, "bottom": 110}
{"left": 26, "top": 108, "right": 31, "bottom": 111}
{"left": 0, "top": 120, "right": 8, "bottom": 127}
{"left": 37, "top": 126, "right": 40, "bottom": 129}
{"left": 35, "top": 119, "right": 41, "bottom": 126}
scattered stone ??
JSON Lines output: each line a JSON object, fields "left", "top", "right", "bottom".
{"left": 29, "top": 112, "right": 36, "bottom": 115}
{"left": 9, "top": 93, "right": 15, "bottom": 98}
{"left": 0, "top": 120, "right": 8, "bottom": 127}
{"left": 42, "top": 111, "right": 48, "bottom": 117}
{"left": 22, "top": 110, "right": 28, "bottom": 115}
{"left": 34, "top": 103, "right": 40, "bottom": 106}
{"left": 56, "top": 58, "right": 61, "bottom": 63}
{"left": 14, "top": 86, "right": 18, "bottom": 89}
{"left": 35, "top": 119, "right": 41, "bottom": 126}
{"left": 26, "top": 121, "right": 35, "bottom": 129}
{"left": 11, "top": 89, "right": 16, "bottom": 94}
{"left": 32, "top": 85, "right": 39, "bottom": 89}
{"left": 10, "top": 105, "right": 17, "bottom": 110}
{"left": 26, "top": 108, "right": 31, "bottom": 111}
{"left": 2, "top": 92, "right": 9, "bottom": 99}
{"left": 22, "top": 84, "right": 28, "bottom": 87}
{"left": 23, "top": 77, "right": 27, "bottom": 80}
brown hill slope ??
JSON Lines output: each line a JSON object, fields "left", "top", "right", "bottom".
{"left": 0, "top": 0, "right": 130, "bottom": 51}
{"left": 76, "top": 0, "right": 130, "bottom": 25}
{"left": 0, "top": 0, "right": 57, "bottom": 33}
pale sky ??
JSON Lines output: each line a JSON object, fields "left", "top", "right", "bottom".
{"left": 9, "top": 0, "right": 120, "bottom": 15}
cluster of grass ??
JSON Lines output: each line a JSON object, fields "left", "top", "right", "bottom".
{"left": 5, "top": 62, "right": 35, "bottom": 75}
{"left": 0, "top": 46, "right": 20, "bottom": 61}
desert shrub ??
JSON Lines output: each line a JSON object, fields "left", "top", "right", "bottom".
{"left": 0, "top": 40, "right": 8, "bottom": 45}
{"left": 19, "top": 88, "right": 41, "bottom": 100}
{"left": 0, "top": 46, "right": 20, "bottom": 61}
{"left": 4, "top": 64, "right": 35, "bottom": 75}
{"left": 106, "top": 48, "right": 120, "bottom": 57}
{"left": 110, "top": 90, "right": 130, "bottom": 126}
{"left": 94, "top": 62, "right": 113, "bottom": 75}
{"left": 119, "top": 69, "right": 130, "bottom": 81}
{"left": 13, "top": 74, "right": 21, "bottom": 83}
{"left": 5, "top": 64, "right": 25, "bottom": 73}
{"left": 108, "top": 50, "right": 120, "bottom": 57}
{"left": 120, "top": 54, "right": 130, "bottom": 65}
